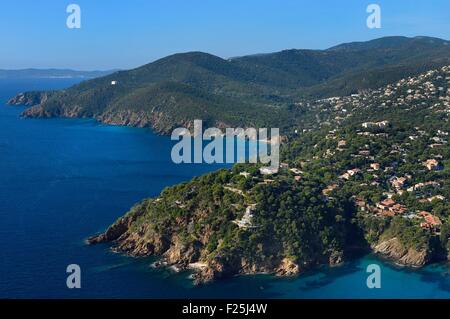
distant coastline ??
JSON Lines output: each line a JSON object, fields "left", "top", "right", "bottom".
{"left": 0, "top": 68, "right": 118, "bottom": 80}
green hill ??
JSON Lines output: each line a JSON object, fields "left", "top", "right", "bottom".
{"left": 8, "top": 36, "right": 450, "bottom": 133}
{"left": 88, "top": 64, "right": 450, "bottom": 284}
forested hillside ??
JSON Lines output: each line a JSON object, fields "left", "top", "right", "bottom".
{"left": 8, "top": 36, "right": 450, "bottom": 134}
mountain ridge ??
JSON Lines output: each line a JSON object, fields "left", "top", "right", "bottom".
{"left": 8, "top": 36, "right": 450, "bottom": 134}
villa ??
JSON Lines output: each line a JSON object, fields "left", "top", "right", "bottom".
{"left": 423, "top": 159, "right": 440, "bottom": 170}
{"left": 259, "top": 167, "right": 279, "bottom": 175}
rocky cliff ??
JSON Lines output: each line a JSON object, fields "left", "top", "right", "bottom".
{"left": 86, "top": 169, "right": 352, "bottom": 285}
{"left": 7, "top": 91, "right": 52, "bottom": 107}
{"left": 12, "top": 102, "right": 196, "bottom": 135}
{"left": 88, "top": 212, "right": 440, "bottom": 284}
{"left": 86, "top": 200, "right": 308, "bottom": 285}
{"left": 372, "top": 237, "right": 431, "bottom": 267}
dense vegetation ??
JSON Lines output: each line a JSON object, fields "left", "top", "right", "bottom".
{"left": 9, "top": 36, "right": 450, "bottom": 134}
{"left": 10, "top": 36, "right": 450, "bottom": 282}
{"left": 88, "top": 64, "right": 449, "bottom": 283}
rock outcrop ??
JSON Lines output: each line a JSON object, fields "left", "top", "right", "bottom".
{"left": 373, "top": 237, "right": 431, "bottom": 267}
{"left": 7, "top": 92, "right": 51, "bottom": 106}
{"left": 86, "top": 195, "right": 317, "bottom": 285}
{"left": 275, "top": 258, "right": 300, "bottom": 276}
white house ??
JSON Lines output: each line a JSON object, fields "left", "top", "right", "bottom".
{"left": 259, "top": 167, "right": 279, "bottom": 175}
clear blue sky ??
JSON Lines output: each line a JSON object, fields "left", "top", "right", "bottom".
{"left": 0, "top": 0, "right": 449, "bottom": 70}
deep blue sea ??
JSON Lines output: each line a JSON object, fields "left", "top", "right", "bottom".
{"left": 1, "top": 78, "right": 450, "bottom": 298}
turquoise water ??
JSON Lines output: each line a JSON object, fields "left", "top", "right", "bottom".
{"left": 0, "top": 79, "right": 449, "bottom": 298}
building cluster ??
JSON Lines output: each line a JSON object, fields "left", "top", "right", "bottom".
{"left": 300, "top": 65, "right": 450, "bottom": 133}
{"left": 313, "top": 66, "right": 450, "bottom": 235}
{"left": 354, "top": 197, "right": 443, "bottom": 233}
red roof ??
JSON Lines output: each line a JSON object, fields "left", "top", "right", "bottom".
{"left": 424, "top": 215, "right": 442, "bottom": 226}
{"left": 380, "top": 199, "right": 395, "bottom": 207}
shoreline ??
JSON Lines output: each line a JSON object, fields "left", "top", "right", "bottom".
{"left": 91, "top": 233, "right": 448, "bottom": 286}
{"left": 98, "top": 240, "right": 450, "bottom": 290}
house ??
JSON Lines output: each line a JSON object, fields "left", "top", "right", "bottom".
{"left": 391, "top": 177, "right": 407, "bottom": 189}
{"left": 419, "top": 195, "right": 445, "bottom": 203}
{"left": 111, "top": 80, "right": 117, "bottom": 85}
{"left": 417, "top": 211, "right": 442, "bottom": 229}
{"left": 378, "top": 120, "right": 390, "bottom": 128}
{"left": 427, "top": 195, "right": 445, "bottom": 202}
{"left": 376, "top": 199, "right": 395, "bottom": 210}
{"left": 239, "top": 172, "right": 251, "bottom": 178}
{"left": 381, "top": 198, "right": 395, "bottom": 206}
{"left": 425, "top": 214, "right": 442, "bottom": 226}
{"left": 407, "top": 181, "right": 440, "bottom": 192}
{"left": 375, "top": 198, "right": 408, "bottom": 215}
{"left": 354, "top": 198, "right": 367, "bottom": 212}
{"left": 362, "top": 121, "right": 390, "bottom": 129}
{"left": 233, "top": 205, "right": 259, "bottom": 229}
{"left": 289, "top": 168, "right": 303, "bottom": 175}
{"left": 390, "top": 203, "right": 407, "bottom": 215}
{"left": 423, "top": 159, "right": 440, "bottom": 171}
{"left": 347, "top": 168, "right": 361, "bottom": 176}
{"left": 370, "top": 163, "right": 380, "bottom": 170}
{"left": 259, "top": 167, "right": 279, "bottom": 175}
{"left": 323, "top": 183, "right": 338, "bottom": 196}
{"left": 339, "top": 172, "right": 350, "bottom": 180}
{"left": 280, "top": 163, "right": 289, "bottom": 169}
{"left": 294, "top": 175, "right": 302, "bottom": 182}
{"left": 258, "top": 179, "right": 275, "bottom": 185}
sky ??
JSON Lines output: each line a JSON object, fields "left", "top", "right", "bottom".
{"left": 0, "top": 0, "right": 449, "bottom": 70}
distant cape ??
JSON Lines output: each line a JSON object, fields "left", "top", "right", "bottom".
{"left": 0, "top": 68, "right": 118, "bottom": 79}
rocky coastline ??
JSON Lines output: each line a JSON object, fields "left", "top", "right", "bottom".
{"left": 86, "top": 202, "right": 440, "bottom": 285}
{"left": 87, "top": 212, "right": 314, "bottom": 285}
{"left": 8, "top": 96, "right": 226, "bottom": 136}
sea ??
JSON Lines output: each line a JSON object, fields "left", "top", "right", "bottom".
{"left": 0, "top": 78, "right": 449, "bottom": 298}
